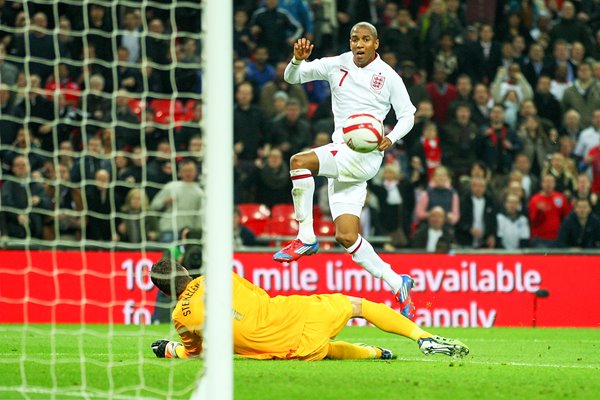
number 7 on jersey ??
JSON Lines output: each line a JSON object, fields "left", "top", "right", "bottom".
{"left": 339, "top": 68, "right": 349, "bottom": 86}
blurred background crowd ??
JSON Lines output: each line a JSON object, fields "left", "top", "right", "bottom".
{"left": 1, "top": 0, "right": 599, "bottom": 251}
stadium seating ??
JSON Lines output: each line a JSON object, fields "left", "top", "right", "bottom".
{"left": 238, "top": 203, "right": 271, "bottom": 235}
{"left": 149, "top": 99, "right": 185, "bottom": 124}
{"left": 271, "top": 204, "right": 296, "bottom": 222}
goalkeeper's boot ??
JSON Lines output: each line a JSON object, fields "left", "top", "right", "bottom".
{"left": 376, "top": 346, "right": 395, "bottom": 360}
{"left": 356, "top": 344, "right": 395, "bottom": 360}
{"left": 394, "top": 274, "right": 415, "bottom": 319}
{"left": 273, "top": 239, "right": 319, "bottom": 262}
{"left": 418, "top": 335, "right": 470, "bottom": 358}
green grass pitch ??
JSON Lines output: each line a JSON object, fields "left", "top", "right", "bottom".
{"left": 0, "top": 325, "right": 598, "bottom": 399}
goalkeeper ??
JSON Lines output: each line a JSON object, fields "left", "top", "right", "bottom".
{"left": 149, "top": 258, "right": 469, "bottom": 360}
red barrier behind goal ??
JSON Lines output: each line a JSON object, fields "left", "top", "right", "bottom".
{"left": 1, "top": 251, "right": 599, "bottom": 327}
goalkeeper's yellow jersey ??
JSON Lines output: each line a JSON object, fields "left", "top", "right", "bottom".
{"left": 171, "top": 272, "right": 351, "bottom": 360}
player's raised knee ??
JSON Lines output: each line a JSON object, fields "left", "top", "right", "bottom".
{"left": 335, "top": 231, "right": 358, "bottom": 248}
{"left": 290, "top": 152, "right": 318, "bottom": 172}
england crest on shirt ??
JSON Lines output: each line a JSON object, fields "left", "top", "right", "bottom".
{"left": 553, "top": 197, "right": 563, "bottom": 208}
{"left": 371, "top": 74, "right": 385, "bottom": 91}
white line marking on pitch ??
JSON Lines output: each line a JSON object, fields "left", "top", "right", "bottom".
{"left": 393, "top": 357, "right": 599, "bottom": 369}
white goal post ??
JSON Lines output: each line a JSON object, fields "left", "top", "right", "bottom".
{"left": 194, "top": 0, "right": 233, "bottom": 399}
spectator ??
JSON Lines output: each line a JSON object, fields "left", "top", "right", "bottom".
{"left": 174, "top": 39, "right": 201, "bottom": 96}
{"left": 572, "top": 174, "right": 600, "bottom": 216}
{"left": 145, "top": 18, "right": 171, "bottom": 89}
{"left": 246, "top": 46, "right": 276, "bottom": 90}
{"left": 447, "top": 75, "right": 472, "bottom": 120}
{"left": 513, "top": 153, "right": 540, "bottom": 200}
{"left": 461, "top": 24, "right": 502, "bottom": 85}
{"left": 415, "top": 166, "right": 460, "bottom": 226}
{"left": 150, "top": 159, "right": 203, "bottom": 242}
{"left": 399, "top": 60, "right": 430, "bottom": 109}
{"left": 575, "top": 108, "right": 600, "bottom": 169}
{"left": 15, "top": 12, "right": 55, "bottom": 82}
{"left": 417, "top": 0, "right": 462, "bottom": 55}
{"left": 547, "top": 39, "right": 576, "bottom": 86}
{"left": 185, "top": 135, "right": 203, "bottom": 176}
{"left": 233, "top": 8, "right": 256, "bottom": 59}
{"left": 559, "top": 109, "right": 582, "bottom": 143}
{"left": 251, "top": 148, "right": 290, "bottom": 208}
{"left": 379, "top": 8, "right": 420, "bottom": 65}
{"left": 0, "top": 42, "right": 18, "bottom": 85}
{"left": 543, "top": 152, "right": 576, "bottom": 197}
{"left": 118, "top": 146, "right": 147, "bottom": 198}
{"left": 87, "top": 4, "right": 113, "bottom": 63}
{"left": 270, "top": 90, "right": 289, "bottom": 121}
{"left": 476, "top": 104, "right": 522, "bottom": 175}
{"left": 70, "top": 135, "right": 111, "bottom": 185}
{"left": 234, "top": 81, "right": 268, "bottom": 162}
{"left": 50, "top": 162, "right": 80, "bottom": 239}
{"left": 15, "top": 74, "right": 54, "bottom": 145}
{"left": 411, "top": 206, "right": 454, "bottom": 253}
{"left": 114, "top": 89, "right": 140, "bottom": 148}
{"left": 146, "top": 140, "right": 174, "bottom": 200}
{"left": 406, "top": 100, "right": 436, "bottom": 151}
{"left": 233, "top": 206, "right": 258, "bottom": 249}
{"left": 79, "top": 74, "right": 111, "bottom": 125}
{"left": 410, "top": 121, "right": 443, "bottom": 180}
{"left": 269, "top": 98, "right": 311, "bottom": 161}
{"left": 118, "top": 9, "right": 142, "bottom": 63}
{"left": 533, "top": 75, "right": 562, "bottom": 129}
{"left": 176, "top": 102, "right": 202, "bottom": 151}
{"left": 368, "top": 164, "right": 416, "bottom": 245}
{"left": 116, "top": 47, "right": 142, "bottom": 93}
{"left": 497, "top": 10, "right": 532, "bottom": 44}
{"left": 443, "top": 104, "right": 478, "bottom": 178}
{"left": 260, "top": 61, "right": 309, "bottom": 118}
{"left": 529, "top": 173, "right": 572, "bottom": 247}
{"left": 118, "top": 188, "right": 158, "bottom": 243}
{"left": 143, "top": 107, "right": 169, "bottom": 151}
{"left": 469, "top": 83, "right": 492, "bottom": 127}
{"left": 1, "top": 156, "right": 52, "bottom": 239}
{"left": 496, "top": 194, "right": 530, "bottom": 250}
{"left": 556, "top": 198, "right": 600, "bottom": 248}
{"left": 57, "top": 15, "right": 77, "bottom": 60}
{"left": 45, "top": 63, "right": 81, "bottom": 107}
{"left": 84, "top": 169, "right": 114, "bottom": 241}
{"left": 456, "top": 177, "right": 498, "bottom": 248}
{"left": 549, "top": 63, "right": 571, "bottom": 102}
{"left": 521, "top": 43, "right": 552, "bottom": 89}
{"left": 249, "top": 0, "right": 303, "bottom": 64}
{"left": 549, "top": 1, "right": 592, "bottom": 51}
{"left": 426, "top": 67, "right": 458, "bottom": 125}
{"left": 1, "top": 126, "right": 46, "bottom": 175}
{"left": 0, "top": 83, "right": 18, "bottom": 145}
{"left": 517, "top": 116, "right": 554, "bottom": 177}
{"left": 430, "top": 33, "right": 460, "bottom": 84}
{"left": 274, "top": 0, "right": 314, "bottom": 40}
{"left": 569, "top": 41, "right": 588, "bottom": 69}
{"left": 491, "top": 63, "right": 534, "bottom": 104}
{"left": 562, "top": 63, "right": 600, "bottom": 128}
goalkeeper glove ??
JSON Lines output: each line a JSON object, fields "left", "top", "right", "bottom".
{"left": 151, "top": 339, "right": 182, "bottom": 358}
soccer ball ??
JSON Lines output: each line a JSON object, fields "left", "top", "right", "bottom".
{"left": 342, "top": 114, "right": 384, "bottom": 153}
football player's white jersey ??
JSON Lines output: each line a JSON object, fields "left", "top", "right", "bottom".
{"left": 284, "top": 51, "right": 416, "bottom": 144}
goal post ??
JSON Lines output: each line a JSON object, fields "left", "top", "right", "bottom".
{"left": 0, "top": 0, "right": 232, "bottom": 398}
{"left": 194, "top": 0, "right": 233, "bottom": 399}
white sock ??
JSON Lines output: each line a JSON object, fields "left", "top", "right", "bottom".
{"left": 346, "top": 235, "right": 403, "bottom": 293}
{"left": 290, "top": 169, "right": 316, "bottom": 243}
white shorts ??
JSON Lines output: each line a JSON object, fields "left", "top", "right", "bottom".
{"left": 313, "top": 143, "right": 383, "bottom": 220}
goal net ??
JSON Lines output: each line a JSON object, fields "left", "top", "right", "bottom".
{"left": 0, "top": 0, "right": 232, "bottom": 399}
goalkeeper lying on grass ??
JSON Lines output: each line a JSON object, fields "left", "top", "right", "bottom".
{"left": 149, "top": 258, "right": 469, "bottom": 360}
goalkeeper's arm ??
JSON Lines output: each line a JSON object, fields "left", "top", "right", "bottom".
{"left": 151, "top": 325, "right": 204, "bottom": 359}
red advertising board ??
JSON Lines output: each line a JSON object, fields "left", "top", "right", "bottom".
{"left": 1, "top": 250, "right": 599, "bottom": 327}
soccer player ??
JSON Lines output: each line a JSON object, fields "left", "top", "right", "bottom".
{"left": 272, "top": 22, "right": 417, "bottom": 317}
{"left": 149, "top": 258, "right": 469, "bottom": 360}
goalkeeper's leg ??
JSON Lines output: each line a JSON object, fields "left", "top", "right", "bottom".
{"left": 326, "top": 341, "right": 393, "bottom": 360}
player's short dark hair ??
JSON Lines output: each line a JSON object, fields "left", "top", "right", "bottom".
{"left": 150, "top": 258, "right": 191, "bottom": 297}
{"left": 350, "top": 22, "right": 378, "bottom": 39}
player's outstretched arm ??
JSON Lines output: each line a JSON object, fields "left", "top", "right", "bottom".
{"left": 151, "top": 339, "right": 183, "bottom": 358}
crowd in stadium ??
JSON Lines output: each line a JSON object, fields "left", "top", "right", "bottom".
{"left": 1, "top": 0, "right": 600, "bottom": 250}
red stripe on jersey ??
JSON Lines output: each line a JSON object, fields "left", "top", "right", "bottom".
{"left": 349, "top": 237, "right": 363, "bottom": 255}
{"left": 347, "top": 113, "right": 378, "bottom": 121}
{"left": 342, "top": 123, "right": 383, "bottom": 143}
{"left": 291, "top": 173, "right": 312, "bottom": 180}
